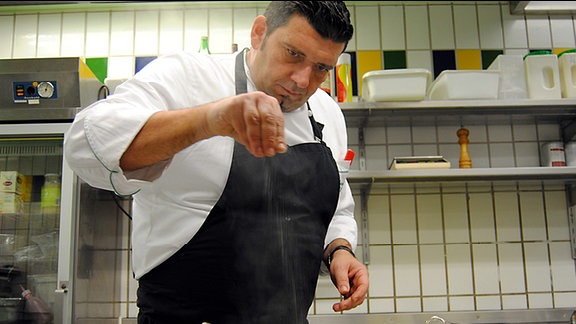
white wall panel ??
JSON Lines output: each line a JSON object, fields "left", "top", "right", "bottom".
{"left": 405, "top": 5, "right": 430, "bottom": 50}
{"left": 501, "top": 3, "right": 528, "bottom": 49}
{"left": 110, "top": 11, "right": 135, "bottom": 56}
{"left": 380, "top": 5, "right": 405, "bottom": 50}
{"left": 526, "top": 16, "right": 552, "bottom": 49}
{"left": 13, "top": 14, "right": 38, "bottom": 58}
{"left": 355, "top": 6, "right": 380, "bottom": 51}
{"left": 60, "top": 12, "right": 85, "bottom": 57}
{"left": 233, "top": 8, "right": 257, "bottom": 52}
{"left": 0, "top": 15, "right": 14, "bottom": 58}
{"left": 184, "top": 9, "right": 208, "bottom": 53}
{"left": 134, "top": 11, "right": 159, "bottom": 56}
{"left": 478, "top": 4, "right": 504, "bottom": 49}
{"left": 208, "top": 8, "right": 232, "bottom": 54}
{"left": 85, "top": 12, "right": 110, "bottom": 57}
{"left": 37, "top": 14, "right": 61, "bottom": 57}
{"left": 454, "top": 5, "right": 479, "bottom": 49}
{"left": 159, "top": 10, "right": 184, "bottom": 55}
{"left": 429, "top": 5, "right": 454, "bottom": 50}
{"left": 550, "top": 16, "right": 576, "bottom": 49}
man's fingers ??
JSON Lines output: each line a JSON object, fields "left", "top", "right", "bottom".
{"left": 207, "top": 92, "right": 287, "bottom": 158}
{"left": 241, "top": 94, "right": 286, "bottom": 157}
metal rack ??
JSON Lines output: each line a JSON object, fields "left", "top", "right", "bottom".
{"left": 340, "top": 99, "right": 576, "bottom": 142}
{"left": 340, "top": 98, "right": 576, "bottom": 262}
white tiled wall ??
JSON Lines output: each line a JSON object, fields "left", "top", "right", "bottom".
{"left": 1, "top": 0, "right": 575, "bottom": 320}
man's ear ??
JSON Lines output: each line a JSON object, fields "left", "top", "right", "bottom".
{"left": 250, "top": 15, "right": 267, "bottom": 50}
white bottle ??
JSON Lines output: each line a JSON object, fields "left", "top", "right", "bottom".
{"left": 524, "top": 51, "right": 561, "bottom": 99}
{"left": 558, "top": 48, "right": 576, "bottom": 98}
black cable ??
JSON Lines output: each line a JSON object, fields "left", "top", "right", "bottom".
{"left": 110, "top": 191, "right": 132, "bottom": 220}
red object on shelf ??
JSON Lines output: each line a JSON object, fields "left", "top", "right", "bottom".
{"left": 344, "top": 149, "right": 355, "bottom": 166}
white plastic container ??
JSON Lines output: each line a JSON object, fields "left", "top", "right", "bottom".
{"left": 558, "top": 49, "right": 576, "bottom": 98}
{"left": 541, "top": 142, "right": 566, "bottom": 167}
{"left": 427, "top": 70, "right": 499, "bottom": 100}
{"left": 487, "top": 54, "right": 528, "bottom": 99}
{"left": 362, "top": 69, "right": 431, "bottom": 102}
{"left": 524, "top": 51, "right": 561, "bottom": 99}
{"left": 565, "top": 142, "right": 576, "bottom": 166}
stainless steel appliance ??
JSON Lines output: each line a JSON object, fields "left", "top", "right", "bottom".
{"left": 0, "top": 57, "right": 103, "bottom": 122}
{"left": 0, "top": 57, "right": 122, "bottom": 324}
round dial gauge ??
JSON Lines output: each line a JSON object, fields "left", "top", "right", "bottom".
{"left": 37, "top": 81, "right": 55, "bottom": 98}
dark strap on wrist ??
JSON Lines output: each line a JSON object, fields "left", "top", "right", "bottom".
{"left": 326, "top": 245, "right": 355, "bottom": 270}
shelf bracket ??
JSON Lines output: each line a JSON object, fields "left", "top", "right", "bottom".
{"left": 566, "top": 184, "right": 576, "bottom": 259}
{"left": 561, "top": 119, "right": 576, "bottom": 143}
{"left": 358, "top": 127, "right": 366, "bottom": 171}
{"left": 570, "top": 206, "right": 576, "bottom": 259}
{"left": 360, "top": 185, "right": 371, "bottom": 266}
{"left": 356, "top": 126, "right": 370, "bottom": 264}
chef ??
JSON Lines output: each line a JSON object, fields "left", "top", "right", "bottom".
{"left": 64, "top": 1, "right": 369, "bottom": 323}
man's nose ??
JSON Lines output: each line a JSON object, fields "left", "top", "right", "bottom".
{"left": 291, "top": 65, "right": 312, "bottom": 89}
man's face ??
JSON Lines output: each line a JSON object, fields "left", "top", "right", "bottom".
{"left": 248, "top": 14, "right": 346, "bottom": 112}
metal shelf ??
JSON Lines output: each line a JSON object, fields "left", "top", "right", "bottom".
{"left": 340, "top": 98, "right": 576, "bottom": 141}
{"left": 343, "top": 98, "right": 576, "bottom": 260}
{"left": 347, "top": 166, "right": 576, "bottom": 186}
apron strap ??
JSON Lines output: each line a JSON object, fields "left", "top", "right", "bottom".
{"left": 235, "top": 49, "right": 248, "bottom": 95}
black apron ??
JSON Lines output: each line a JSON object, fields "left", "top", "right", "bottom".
{"left": 137, "top": 50, "right": 340, "bottom": 324}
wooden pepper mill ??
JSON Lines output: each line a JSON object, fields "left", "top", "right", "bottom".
{"left": 457, "top": 127, "right": 472, "bottom": 168}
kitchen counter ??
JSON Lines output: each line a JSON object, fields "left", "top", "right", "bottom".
{"left": 115, "top": 309, "right": 574, "bottom": 324}
{"left": 307, "top": 309, "right": 574, "bottom": 324}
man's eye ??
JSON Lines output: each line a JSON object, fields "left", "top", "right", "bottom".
{"left": 318, "top": 65, "right": 331, "bottom": 72}
{"left": 287, "top": 48, "right": 299, "bottom": 57}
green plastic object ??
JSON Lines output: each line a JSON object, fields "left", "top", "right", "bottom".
{"left": 523, "top": 50, "right": 553, "bottom": 60}
{"left": 558, "top": 48, "right": 576, "bottom": 57}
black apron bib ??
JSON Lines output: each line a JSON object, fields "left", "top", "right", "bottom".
{"left": 137, "top": 50, "right": 340, "bottom": 324}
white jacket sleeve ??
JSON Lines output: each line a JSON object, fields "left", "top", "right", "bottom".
{"left": 65, "top": 52, "right": 235, "bottom": 196}
{"left": 64, "top": 65, "right": 182, "bottom": 196}
{"left": 64, "top": 97, "right": 162, "bottom": 196}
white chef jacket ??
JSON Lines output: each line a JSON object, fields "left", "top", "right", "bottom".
{"left": 64, "top": 51, "right": 357, "bottom": 279}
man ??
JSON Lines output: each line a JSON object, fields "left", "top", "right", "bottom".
{"left": 64, "top": 1, "right": 369, "bottom": 323}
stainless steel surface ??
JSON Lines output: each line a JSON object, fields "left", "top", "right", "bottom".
{"left": 0, "top": 57, "right": 102, "bottom": 122}
{"left": 117, "top": 309, "right": 575, "bottom": 324}
{"left": 307, "top": 309, "right": 575, "bottom": 324}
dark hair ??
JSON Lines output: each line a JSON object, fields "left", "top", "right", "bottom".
{"left": 263, "top": 1, "right": 354, "bottom": 48}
